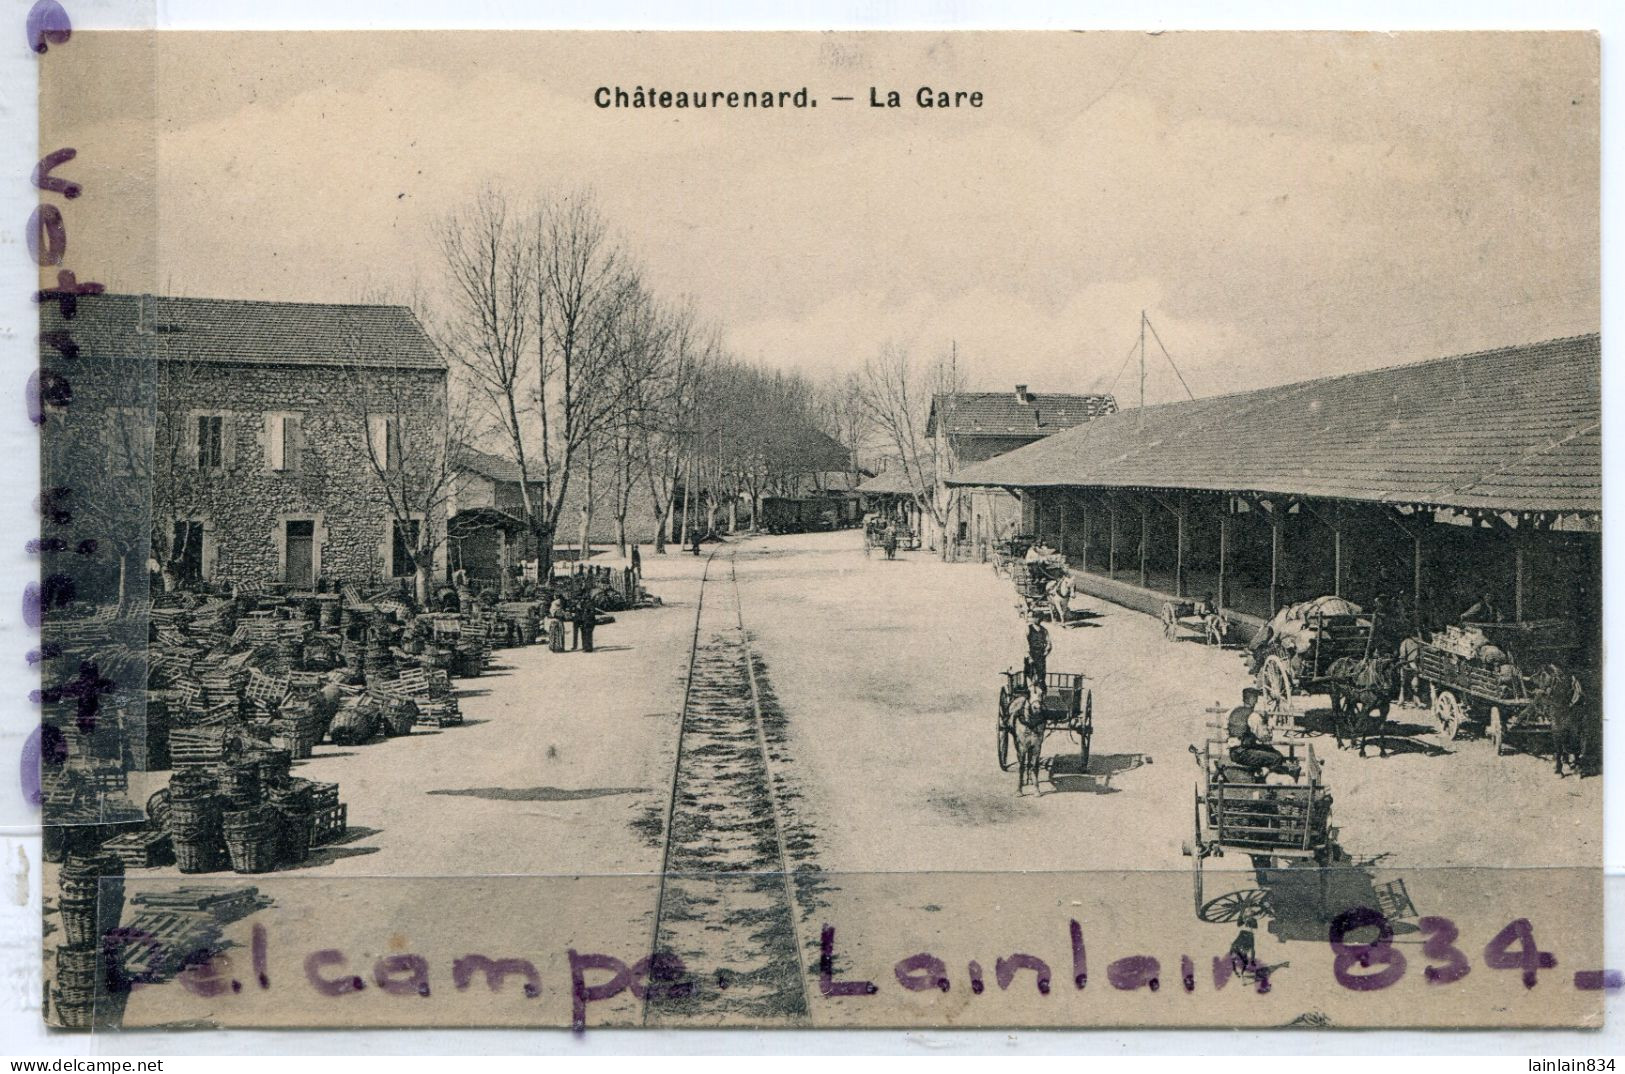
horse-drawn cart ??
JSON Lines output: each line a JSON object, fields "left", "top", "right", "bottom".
{"left": 996, "top": 669, "right": 1094, "bottom": 792}
{"left": 1182, "top": 736, "right": 1337, "bottom": 916}
{"left": 1413, "top": 618, "right": 1578, "bottom": 755}
{"left": 1160, "top": 598, "right": 1228, "bottom": 646}
{"left": 1009, "top": 561, "right": 1062, "bottom": 620}
{"left": 1255, "top": 610, "right": 1374, "bottom": 721}
{"left": 992, "top": 536, "right": 1034, "bottom": 577}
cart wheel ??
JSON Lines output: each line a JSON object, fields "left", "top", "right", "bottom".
{"left": 1432, "top": 689, "right": 1463, "bottom": 741}
{"left": 997, "top": 686, "right": 1014, "bottom": 771}
{"left": 1489, "top": 706, "right": 1504, "bottom": 756}
{"left": 1259, "top": 655, "right": 1293, "bottom": 714}
{"left": 1160, "top": 603, "right": 1178, "bottom": 641}
{"left": 1188, "top": 788, "right": 1205, "bottom": 916}
{"left": 1199, "top": 887, "right": 1273, "bottom": 925}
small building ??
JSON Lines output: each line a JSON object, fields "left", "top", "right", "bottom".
{"left": 448, "top": 443, "right": 532, "bottom": 592}
{"left": 41, "top": 294, "right": 449, "bottom": 597}
{"left": 926, "top": 385, "right": 1118, "bottom": 553}
{"left": 949, "top": 334, "right": 1601, "bottom": 660}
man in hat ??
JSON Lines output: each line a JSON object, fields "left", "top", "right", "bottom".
{"left": 1025, "top": 615, "right": 1052, "bottom": 687}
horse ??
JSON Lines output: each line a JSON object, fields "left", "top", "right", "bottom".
{"left": 1529, "top": 663, "right": 1587, "bottom": 777}
{"left": 1325, "top": 654, "right": 1397, "bottom": 757}
{"left": 1010, "top": 686, "right": 1050, "bottom": 794}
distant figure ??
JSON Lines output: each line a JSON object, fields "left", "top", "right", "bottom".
{"left": 630, "top": 544, "right": 642, "bottom": 580}
{"left": 883, "top": 523, "right": 898, "bottom": 561}
{"left": 1461, "top": 590, "right": 1503, "bottom": 624}
{"left": 547, "top": 596, "right": 567, "bottom": 653}
{"left": 576, "top": 591, "right": 599, "bottom": 653}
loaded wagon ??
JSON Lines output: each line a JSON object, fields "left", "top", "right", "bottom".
{"left": 1413, "top": 618, "right": 1579, "bottom": 755}
{"left": 1255, "top": 609, "right": 1374, "bottom": 721}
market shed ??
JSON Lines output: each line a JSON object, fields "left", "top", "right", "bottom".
{"left": 948, "top": 334, "right": 1600, "bottom": 651}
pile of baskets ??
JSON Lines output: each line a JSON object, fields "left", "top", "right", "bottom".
{"left": 158, "top": 752, "right": 341, "bottom": 875}
{"left": 51, "top": 852, "right": 127, "bottom": 1029}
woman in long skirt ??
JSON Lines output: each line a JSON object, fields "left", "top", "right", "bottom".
{"left": 547, "top": 596, "right": 567, "bottom": 653}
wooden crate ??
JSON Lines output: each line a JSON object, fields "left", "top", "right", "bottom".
{"left": 311, "top": 802, "right": 347, "bottom": 846}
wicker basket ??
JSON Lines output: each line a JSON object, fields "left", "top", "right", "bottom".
{"left": 222, "top": 806, "right": 279, "bottom": 874}
{"left": 216, "top": 761, "right": 262, "bottom": 810}
{"left": 276, "top": 807, "right": 314, "bottom": 865}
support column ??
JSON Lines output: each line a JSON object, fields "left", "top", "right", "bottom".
{"left": 1175, "top": 496, "right": 1187, "bottom": 598}
{"left": 1080, "top": 497, "right": 1090, "bottom": 573}
{"left": 1332, "top": 508, "right": 1343, "bottom": 598}
{"left": 1108, "top": 500, "right": 1118, "bottom": 579}
{"left": 1514, "top": 530, "right": 1527, "bottom": 621}
{"left": 1058, "top": 496, "right": 1069, "bottom": 559}
{"left": 1270, "top": 514, "right": 1282, "bottom": 615}
{"left": 1412, "top": 532, "right": 1424, "bottom": 632}
{"left": 1217, "top": 505, "right": 1229, "bottom": 609}
{"left": 1139, "top": 497, "right": 1149, "bottom": 589}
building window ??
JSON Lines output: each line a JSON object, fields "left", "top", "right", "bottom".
{"left": 368, "top": 415, "right": 401, "bottom": 471}
{"left": 267, "top": 413, "right": 304, "bottom": 472}
{"left": 391, "top": 519, "right": 421, "bottom": 578}
{"left": 196, "top": 415, "right": 223, "bottom": 469}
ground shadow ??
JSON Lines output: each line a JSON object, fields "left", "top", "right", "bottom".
{"left": 1045, "top": 751, "right": 1148, "bottom": 794}
{"left": 579, "top": 644, "right": 632, "bottom": 653}
{"left": 1259, "top": 860, "right": 1420, "bottom": 944}
{"left": 298, "top": 844, "right": 381, "bottom": 867}
{"left": 485, "top": 663, "right": 517, "bottom": 673}
{"left": 455, "top": 687, "right": 493, "bottom": 699}
{"left": 426, "top": 785, "right": 648, "bottom": 802}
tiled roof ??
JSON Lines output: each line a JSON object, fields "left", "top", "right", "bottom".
{"left": 857, "top": 468, "right": 931, "bottom": 495}
{"left": 948, "top": 334, "right": 1600, "bottom": 517}
{"left": 453, "top": 443, "right": 526, "bottom": 484}
{"left": 926, "top": 391, "right": 1118, "bottom": 438}
{"left": 39, "top": 293, "right": 445, "bottom": 370}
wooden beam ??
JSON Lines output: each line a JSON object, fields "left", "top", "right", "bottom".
{"left": 1175, "top": 495, "right": 1188, "bottom": 598}
{"left": 1218, "top": 502, "right": 1230, "bottom": 609}
{"left": 1139, "top": 496, "right": 1149, "bottom": 588}
{"left": 1412, "top": 532, "right": 1423, "bottom": 632}
{"left": 1332, "top": 503, "right": 1343, "bottom": 598}
{"left": 1108, "top": 497, "right": 1118, "bottom": 579}
{"left": 1514, "top": 532, "right": 1526, "bottom": 621}
{"left": 1080, "top": 496, "right": 1090, "bottom": 572}
{"left": 1270, "top": 514, "right": 1282, "bottom": 614}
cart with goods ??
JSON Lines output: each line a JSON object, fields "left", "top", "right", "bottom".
{"left": 1253, "top": 600, "right": 1374, "bottom": 721}
{"left": 1413, "top": 618, "right": 1581, "bottom": 755}
{"left": 995, "top": 668, "right": 1094, "bottom": 791}
{"left": 1182, "top": 734, "right": 1337, "bottom": 917}
{"left": 1160, "top": 598, "right": 1228, "bottom": 646}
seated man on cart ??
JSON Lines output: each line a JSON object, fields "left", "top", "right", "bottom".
{"left": 1226, "top": 687, "right": 1299, "bottom": 780}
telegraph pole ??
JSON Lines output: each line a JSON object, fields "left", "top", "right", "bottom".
{"left": 1138, "top": 309, "right": 1147, "bottom": 431}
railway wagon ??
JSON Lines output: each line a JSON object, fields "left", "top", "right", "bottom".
{"left": 759, "top": 495, "right": 845, "bottom": 534}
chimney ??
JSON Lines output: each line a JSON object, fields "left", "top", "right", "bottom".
{"left": 1015, "top": 384, "right": 1032, "bottom": 404}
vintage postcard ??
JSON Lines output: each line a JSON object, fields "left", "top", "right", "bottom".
{"left": 29, "top": 28, "right": 1603, "bottom": 1032}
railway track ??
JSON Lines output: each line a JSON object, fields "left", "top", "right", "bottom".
{"left": 644, "top": 549, "right": 811, "bottom": 1026}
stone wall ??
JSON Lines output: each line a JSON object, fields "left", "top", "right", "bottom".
{"left": 47, "top": 356, "right": 448, "bottom": 592}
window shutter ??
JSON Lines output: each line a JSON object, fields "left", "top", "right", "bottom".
{"left": 267, "top": 414, "right": 285, "bottom": 471}
{"left": 368, "top": 415, "right": 388, "bottom": 470}
{"left": 286, "top": 415, "right": 304, "bottom": 473}
{"left": 221, "top": 414, "right": 237, "bottom": 470}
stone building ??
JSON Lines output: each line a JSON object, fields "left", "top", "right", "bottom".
{"left": 925, "top": 385, "right": 1118, "bottom": 554}
{"left": 41, "top": 294, "right": 449, "bottom": 599}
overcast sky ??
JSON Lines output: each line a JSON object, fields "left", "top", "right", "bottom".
{"left": 44, "top": 30, "right": 1598, "bottom": 405}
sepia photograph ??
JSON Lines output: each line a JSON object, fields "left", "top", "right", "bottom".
{"left": 26, "top": 26, "right": 1604, "bottom": 1036}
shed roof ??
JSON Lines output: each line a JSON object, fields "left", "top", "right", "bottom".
{"left": 40, "top": 293, "right": 446, "bottom": 371}
{"left": 948, "top": 334, "right": 1600, "bottom": 517}
{"left": 453, "top": 442, "right": 526, "bottom": 484}
{"left": 857, "top": 467, "right": 931, "bottom": 496}
{"left": 927, "top": 391, "right": 1118, "bottom": 438}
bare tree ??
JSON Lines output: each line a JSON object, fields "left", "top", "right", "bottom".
{"left": 861, "top": 343, "right": 965, "bottom": 554}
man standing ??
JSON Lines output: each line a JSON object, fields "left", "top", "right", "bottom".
{"left": 576, "top": 590, "right": 599, "bottom": 653}
{"left": 1025, "top": 615, "right": 1052, "bottom": 686}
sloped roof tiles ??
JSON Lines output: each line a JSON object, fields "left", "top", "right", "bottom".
{"left": 40, "top": 293, "right": 446, "bottom": 371}
{"left": 948, "top": 334, "right": 1600, "bottom": 517}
